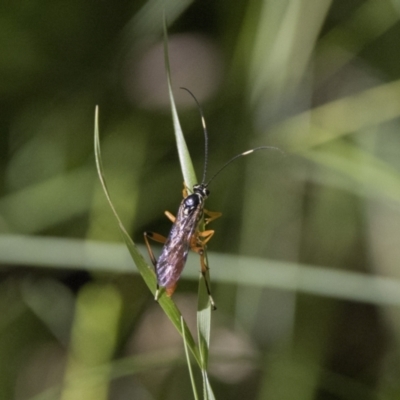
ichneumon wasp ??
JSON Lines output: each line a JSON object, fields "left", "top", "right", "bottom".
{"left": 144, "top": 88, "right": 280, "bottom": 310}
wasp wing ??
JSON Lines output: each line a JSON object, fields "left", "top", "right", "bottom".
{"left": 156, "top": 199, "right": 203, "bottom": 290}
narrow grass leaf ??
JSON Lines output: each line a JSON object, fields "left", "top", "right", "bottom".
{"left": 197, "top": 274, "right": 212, "bottom": 368}
{"left": 163, "top": 16, "right": 197, "bottom": 189}
{"left": 202, "top": 370, "right": 216, "bottom": 400}
{"left": 182, "top": 316, "right": 199, "bottom": 400}
{"left": 198, "top": 277, "right": 214, "bottom": 400}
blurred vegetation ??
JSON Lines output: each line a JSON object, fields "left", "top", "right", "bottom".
{"left": 2, "top": 0, "right": 400, "bottom": 399}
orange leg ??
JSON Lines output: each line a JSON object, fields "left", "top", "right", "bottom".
{"left": 204, "top": 209, "right": 222, "bottom": 225}
{"left": 188, "top": 209, "right": 221, "bottom": 310}
{"left": 195, "top": 210, "right": 221, "bottom": 246}
{"left": 190, "top": 232, "right": 217, "bottom": 310}
{"left": 182, "top": 182, "right": 190, "bottom": 198}
{"left": 164, "top": 210, "right": 176, "bottom": 223}
{"left": 198, "top": 229, "right": 215, "bottom": 246}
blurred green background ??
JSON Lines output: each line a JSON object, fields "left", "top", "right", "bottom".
{"left": 2, "top": 0, "right": 400, "bottom": 399}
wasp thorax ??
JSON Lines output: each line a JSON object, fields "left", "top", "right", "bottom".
{"left": 183, "top": 194, "right": 200, "bottom": 214}
{"left": 193, "top": 184, "right": 210, "bottom": 199}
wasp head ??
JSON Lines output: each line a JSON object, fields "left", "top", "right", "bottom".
{"left": 193, "top": 184, "right": 210, "bottom": 199}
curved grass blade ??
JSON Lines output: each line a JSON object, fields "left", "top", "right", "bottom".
{"left": 94, "top": 106, "right": 201, "bottom": 366}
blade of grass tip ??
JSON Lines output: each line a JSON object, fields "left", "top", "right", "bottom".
{"left": 163, "top": 14, "right": 197, "bottom": 189}
{"left": 94, "top": 106, "right": 145, "bottom": 267}
{"left": 94, "top": 107, "right": 201, "bottom": 366}
{"left": 182, "top": 316, "right": 200, "bottom": 400}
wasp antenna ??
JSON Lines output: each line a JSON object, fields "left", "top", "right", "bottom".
{"left": 206, "top": 146, "right": 284, "bottom": 186}
{"left": 180, "top": 87, "right": 209, "bottom": 184}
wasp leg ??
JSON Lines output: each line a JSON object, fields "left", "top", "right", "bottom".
{"left": 204, "top": 210, "right": 222, "bottom": 225}
{"left": 143, "top": 231, "right": 167, "bottom": 301}
{"left": 198, "top": 247, "right": 217, "bottom": 310}
{"left": 164, "top": 211, "right": 176, "bottom": 223}
{"left": 143, "top": 232, "right": 166, "bottom": 266}
{"left": 190, "top": 237, "right": 217, "bottom": 310}
{"left": 182, "top": 182, "right": 190, "bottom": 198}
{"left": 198, "top": 229, "right": 215, "bottom": 246}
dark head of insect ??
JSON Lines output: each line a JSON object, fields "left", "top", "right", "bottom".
{"left": 144, "top": 88, "right": 282, "bottom": 311}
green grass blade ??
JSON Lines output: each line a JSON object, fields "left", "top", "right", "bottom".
{"left": 181, "top": 316, "right": 199, "bottom": 400}
{"left": 94, "top": 106, "right": 201, "bottom": 366}
{"left": 198, "top": 279, "right": 215, "bottom": 400}
{"left": 202, "top": 370, "right": 216, "bottom": 400}
{"left": 197, "top": 276, "right": 211, "bottom": 368}
{"left": 163, "top": 16, "right": 197, "bottom": 188}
